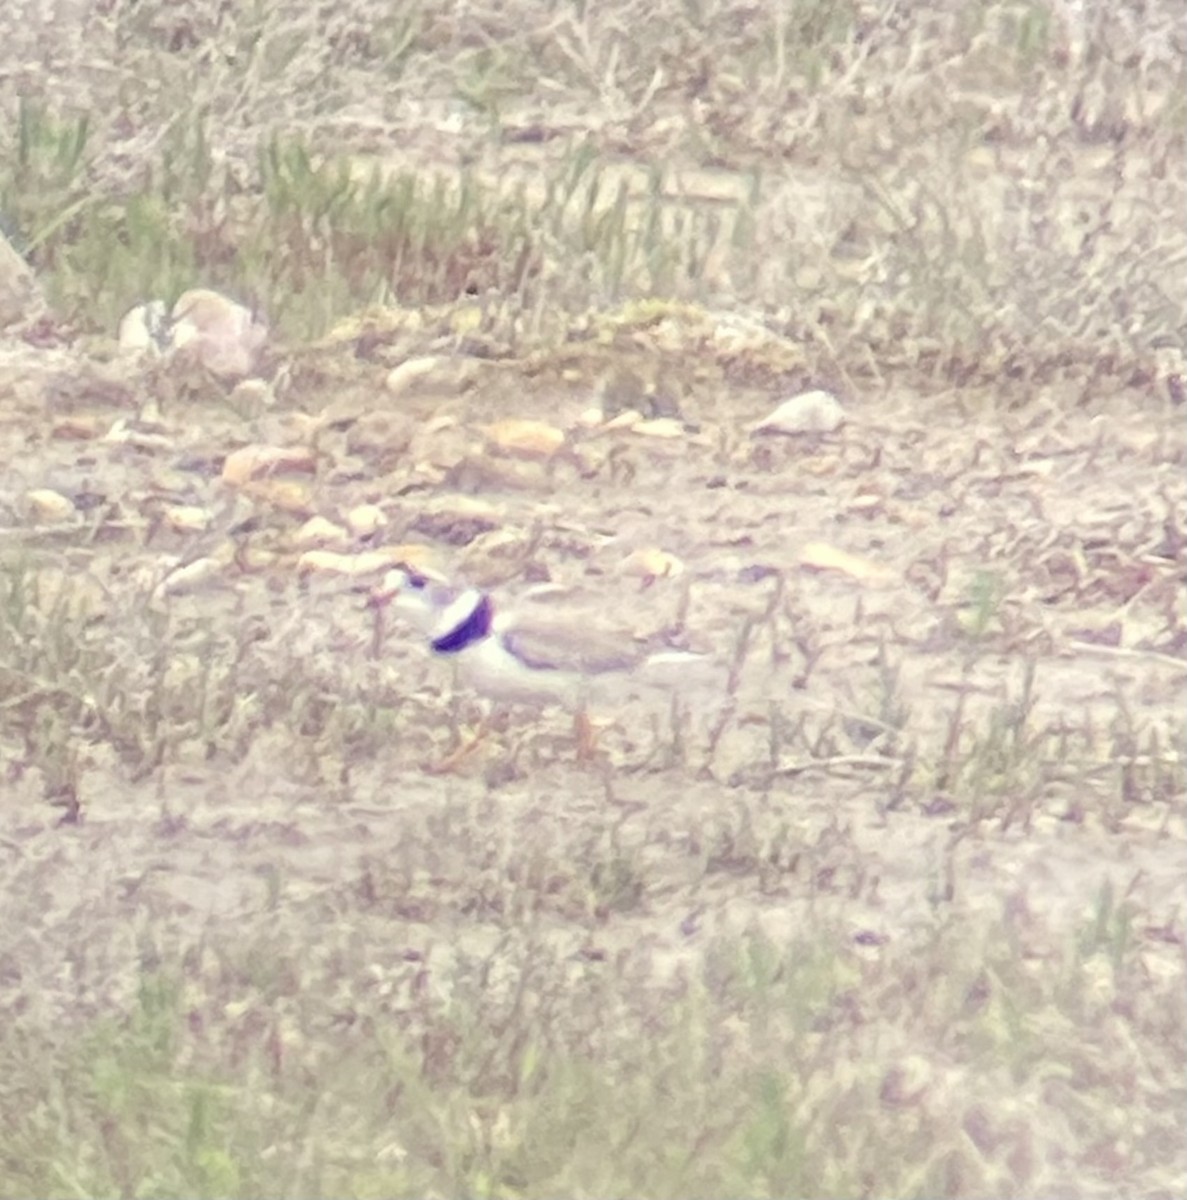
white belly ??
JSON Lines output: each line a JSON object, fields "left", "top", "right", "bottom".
{"left": 459, "top": 637, "right": 583, "bottom": 707}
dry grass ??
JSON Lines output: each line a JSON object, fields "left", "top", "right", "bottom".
{"left": 0, "top": 0, "right": 1184, "bottom": 1197}
{"left": 4, "top": 0, "right": 1183, "bottom": 379}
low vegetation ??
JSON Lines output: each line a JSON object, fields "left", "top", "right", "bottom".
{"left": 0, "top": 0, "right": 1182, "bottom": 1196}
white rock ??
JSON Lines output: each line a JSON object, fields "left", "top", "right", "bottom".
{"left": 385, "top": 356, "right": 442, "bottom": 396}
{"left": 228, "top": 377, "right": 273, "bottom": 413}
{"left": 152, "top": 555, "right": 222, "bottom": 601}
{"left": 221, "top": 443, "right": 316, "bottom": 487}
{"left": 117, "top": 300, "right": 171, "bottom": 354}
{"left": 25, "top": 488, "right": 77, "bottom": 523}
{"left": 618, "top": 547, "right": 685, "bottom": 580}
{"left": 294, "top": 516, "right": 351, "bottom": 548}
{"left": 170, "top": 289, "right": 267, "bottom": 380}
{"left": 602, "top": 409, "right": 644, "bottom": 432}
{"left": 162, "top": 505, "right": 214, "bottom": 534}
{"left": 631, "top": 417, "right": 685, "bottom": 439}
{"left": 752, "top": 390, "right": 845, "bottom": 435}
{"left": 480, "top": 418, "right": 567, "bottom": 459}
{"left": 345, "top": 504, "right": 389, "bottom": 537}
{"left": 102, "top": 418, "right": 173, "bottom": 450}
{"left": 297, "top": 549, "right": 409, "bottom": 578}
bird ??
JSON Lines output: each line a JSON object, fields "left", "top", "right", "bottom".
{"left": 368, "top": 564, "right": 711, "bottom": 769}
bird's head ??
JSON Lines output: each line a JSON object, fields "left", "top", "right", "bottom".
{"left": 367, "top": 563, "right": 452, "bottom": 632}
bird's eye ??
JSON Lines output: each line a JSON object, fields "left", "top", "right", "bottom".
{"left": 405, "top": 570, "right": 428, "bottom": 591}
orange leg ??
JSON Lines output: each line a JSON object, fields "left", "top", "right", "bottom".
{"left": 427, "top": 712, "right": 491, "bottom": 775}
{"left": 574, "top": 708, "right": 600, "bottom": 762}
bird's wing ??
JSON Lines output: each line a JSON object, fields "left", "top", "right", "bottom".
{"left": 499, "top": 613, "right": 645, "bottom": 676}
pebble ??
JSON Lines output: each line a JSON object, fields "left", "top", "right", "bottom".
{"left": 170, "top": 289, "right": 268, "bottom": 381}
{"left": 221, "top": 444, "right": 317, "bottom": 487}
{"left": 162, "top": 505, "right": 214, "bottom": 534}
{"left": 294, "top": 517, "right": 351, "bottom": 548}
{"left": 25, "top": 488, "right": 77, "bottom": 524}
{"left": 752, "top": 390, "right": 845, "bottom": 435}
{"left": 345, "top": 504, "right": 389, "bottom": 537}
{"left": 618, "top": 547, "right": 685, "bottom": 580}
{"left": 481, "top": 419, "right": 567, "bottom": 459}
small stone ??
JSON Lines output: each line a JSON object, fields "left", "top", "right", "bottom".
{"left": 410, "top": 496, "right": 500, "bottom": 546}
{"left": 294, "top": 516, "right": 351, "bottom": 548}
{"left": 385, "top": 356, "right": 442, "bottom": 396}
{"left": 458, "top": 528, "right": 533, "bottom": 584}
{"left": 241, "top": 479, "right": 314, "bottom": 516}
{"left": 170, "top": 288, "right": 268, "bottom": 381}
{"left": 799, "top": 541, "right": 894, "bottom": 585}
{"left": 345, "top": 504, "right": 388, "bottom": 537}
{"left": 152, "top": 555, "right": 223, "bottom": 601}
{"left": 343, "top": 410, "right": 415, "bottom": 467}
{"left": 102, "top": 418, "right": 173, "bottom": 451}
{"left": 221, "top": 444, "right": 317, "bottom": 487}
{"left": 51, "top": 416, "right": 107, "bottom": 441}
{"left": 480, "top": 419, "right": 567, "bottom": 459}
{"left": 602, "top": 409, "right": 644, "bottom": 432}
{"left": 422, "top": 414, "right": 458, "bottom": 436}
{"left": 25, "top": 488, "right": 77, "bottom": 523}
{"left": 297, "top": 549, "right": 395, "bottom": 578}
{"left": 631, "top": 417, "right": 685, "bottom": 439}
{"left": 228, "top": 378, "right": 273, "bottom": 414}
{"left": 297, "top": 544, "right": 438, "bottom": 578}
{"left": 162, "top": 504, "right": 214, "bottom": 534}
{"left": 618, "top": 547, "right": 685, "bottom": 581}
{"left": 752, "top": 390, "right": 845, "bottom": 435}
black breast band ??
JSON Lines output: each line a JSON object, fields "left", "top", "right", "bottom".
{"left": 431, "top": 593, "right": 494, "bottom": 655}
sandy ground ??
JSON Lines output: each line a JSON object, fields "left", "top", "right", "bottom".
{"left": 1, "top": 345, "right": 1182, "bottom": 1028}
{"left": 0, "top": 3, "right": 1183, "bottom": 1185}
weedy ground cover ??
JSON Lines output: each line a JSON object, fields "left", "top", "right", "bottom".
{"left": 0, "top": 1, "right": 1183, "bottom": 1196}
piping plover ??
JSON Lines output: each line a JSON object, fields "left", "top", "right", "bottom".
{"left": 369, "top": 565, "right": 710, "bottom": 765}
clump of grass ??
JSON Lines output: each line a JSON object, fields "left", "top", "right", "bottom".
{"left": 5, "top": 0, "right": 1182, "bottom": 384}
{"left": 0, "top": 559, "right": 408, "bottom": 803}
{"left": 1, "top": 103, "right": 205, "bottom": 328}
{"left": 913, "top": 660, "right": 1185, "bottom": 831}
{"left": 248, "top": 134, "right": 538, "bottom": 338}
{"left": 1, "top": 106, "right": 762, "bottom": 345}
{"left": 3, "top": 899, "right": 1181, "bottom": 1198}
{"left": 3, "top": 103, "right": 91, "bottom": 256}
